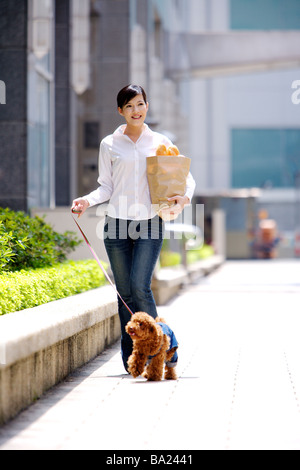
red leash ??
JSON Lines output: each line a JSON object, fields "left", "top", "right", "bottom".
{"left": 71, "top": 211, "right": 134, "bottom": 316}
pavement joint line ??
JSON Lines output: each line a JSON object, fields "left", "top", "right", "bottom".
{"left": 284, "top": 351, "right": 300, "bottom": 415}
{"left": 225, "top": 348, "right": 242, "bottom": 450}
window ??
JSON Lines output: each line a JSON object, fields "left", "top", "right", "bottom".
{"left": 27, "top": 0, "right": 54, "bottom": 208}
{"left": 231, "top": 129, "right": 300, "bottom": 188}
{"left": 230, "top": 0, "right": 300, "bottom": 30}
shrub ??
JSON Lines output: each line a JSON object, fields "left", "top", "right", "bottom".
{"left": 160, "top": 251, "right": 181, "bottom": 267}
{"left": 0, "top": 221, "right": 16, "bottom": 270}
{"left": 0, "top": 207, "right": 81, "bottom": 271}
{"left": 187, "top": 244, "right": 215, "bottom": 264}
{"left": 0, "top": 260, "right": 107, "bottom": 315}
{"left": 159, "top": 244, "right": 215, "bottom": 268}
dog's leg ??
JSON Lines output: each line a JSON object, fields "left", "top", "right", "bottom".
{"left": 146, "top": 335, "right": 169, "bottom": 381}
{"left": 127, "top": 350, "right": 148, "bottom": 378}
{"left": 146, "top": 355, "right": 165, "bottom": 381}
{"left": 164, "top": 347, "right": 178, "bottom": 380}
{"left": 164, "top": 365, "right": 177, "bottom": 380}
{"left": 142, "top": 364, "right": 150, "bottom": 379}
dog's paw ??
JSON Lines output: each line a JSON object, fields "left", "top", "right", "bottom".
{"left": 164, "top": 367, "right": 177, "bottom": 380}
{"left": 128, "top": 362, "right": 145, "bottom": 378}
{"left": 146, "top": 373, "right": 162, "bottom": 381}
{"left": 128, "top": 365, "right": 142, "bottom": 378}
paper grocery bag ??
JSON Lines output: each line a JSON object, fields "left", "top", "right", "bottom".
{"left": 146, "top": 155, "right": 191, "bottom": 220}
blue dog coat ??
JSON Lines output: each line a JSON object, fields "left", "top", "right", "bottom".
{"left": 148, "top": 322, "right": 178, "bottom": 368}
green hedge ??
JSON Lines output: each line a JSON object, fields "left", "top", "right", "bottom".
{"left": 187, "top": 244, "right": 215, "bottom": 264}
{"left": 160, "top": 245, "right": 215, "bottom": 268}
{"left": 0, "top": 260, "right": 107, "bottom": 316}
{"left": 160, "top": 251, "right": 182, "bottom": 268}
{"left": 0, "top": 207, "right": 81, "bottom": 272}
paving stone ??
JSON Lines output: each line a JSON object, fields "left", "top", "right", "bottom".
{"left": 1, "top": 261, "right": 300, "bottom": 450}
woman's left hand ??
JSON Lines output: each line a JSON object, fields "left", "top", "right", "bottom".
{"left": 159, "top": 195, "right": 190, "bottom": 219}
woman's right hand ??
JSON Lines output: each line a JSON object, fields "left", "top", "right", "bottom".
{"left": 71, "top": 198, "right": 90, "bottom": 218}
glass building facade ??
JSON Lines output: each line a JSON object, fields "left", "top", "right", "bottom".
{"left": 230, "top": 0, "right": 300, "bottom": 189}
{"left": 232, "top": 129, "right": 300, "bottom": 188}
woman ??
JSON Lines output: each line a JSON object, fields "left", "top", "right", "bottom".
{"left": 72, "top": 84, "right": 195, "bottom": 371}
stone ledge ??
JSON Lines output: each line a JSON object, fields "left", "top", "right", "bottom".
{"left": 0, "top": 286, "right": 118, "bottom": 367}
{"left": 152, "top": 266, "right": 188, "bottom": 305}
{"left": 152, "top": 256, "right": 224, "bottom": 305}
{"left": 187, "top": 255, "right": 224, "bottom": 278}
{"left": 0, "top": 286, "right": 120, "bottom": 425}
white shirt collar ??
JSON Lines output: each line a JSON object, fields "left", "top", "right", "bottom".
{"left": 114, "top": 123, "right": 152, "bottom": 139}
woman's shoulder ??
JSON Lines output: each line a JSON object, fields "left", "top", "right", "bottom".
{"left": 101, "top": 134, "right": 113, "bottom": 146}
{"left": 101, "top": 125, "right": 124, "bottom": 144}
{"left": 100, "top": 127, "right": 121, "bottom": 147}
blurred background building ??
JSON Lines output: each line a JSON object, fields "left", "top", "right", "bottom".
{"left": 0, "top": 0, "right": 300, "bottom": 258}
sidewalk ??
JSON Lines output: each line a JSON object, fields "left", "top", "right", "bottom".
{"left": 1, "top": 260, "right": 300, "bottom": 450}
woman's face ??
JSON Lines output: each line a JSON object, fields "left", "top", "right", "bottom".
{"left": 118, "top": 94, "right": 149, "bottom": 127}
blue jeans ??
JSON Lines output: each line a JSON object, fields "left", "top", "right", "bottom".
{"left": 103, "top": 216, "right": 164, "bottom": 371}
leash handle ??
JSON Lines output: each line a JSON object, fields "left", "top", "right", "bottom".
{"left": 71, "top": 211, "right": 134, "bottom": 316}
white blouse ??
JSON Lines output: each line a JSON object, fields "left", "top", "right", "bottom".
{"left": 85, "top": 124, "right": 196, "bottom": 220}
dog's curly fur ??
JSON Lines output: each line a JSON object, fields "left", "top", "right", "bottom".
{"left": 125, "top": 312, "right": 178, "bottom": 381}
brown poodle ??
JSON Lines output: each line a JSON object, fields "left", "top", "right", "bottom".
{"left": 125, "top": 312, "right": 178, "bottom": 381}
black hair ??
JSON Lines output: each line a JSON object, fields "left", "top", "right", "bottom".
{"left": 117, "top": 84, "right": 147, "bottom": 109}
